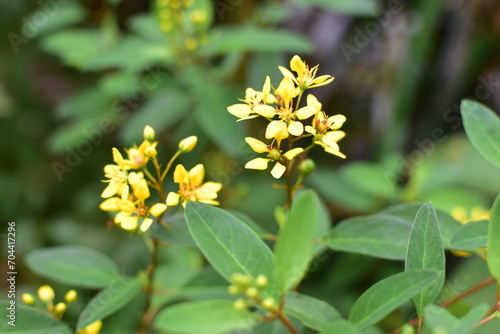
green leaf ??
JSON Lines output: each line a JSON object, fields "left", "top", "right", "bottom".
{"left": 154, "top": 300, "right": 257, "bottom": 334}
{"left": 449, "top": 220, "right": 489, "bottom": 250}
{"left": 77, "top": 276, "right": 142, "bottom": 329}
{"left": 487, "top": 192, "right": 500, "bottom": 281}
{"left": 348, "top": 269, "right": 440, "bottom": 329}
{"left": 284, "top": 292, "right": 341, "bottom": 331}
{"left": 340, "top": 162, "right": 398, "bottom": 200}
{"left": 0, "top": 301, "right": 72, "bottom": 333}
{"left": 25, "top": 246, "right": 121, "bottom": 288}
{"left": 185, "top": 202, "right": 275, "bottom": 291}
{"left": 326, "top": 214, "right": 412, "bottom": 260}
{"left": 203, "top": 26, "right": 312, "bottom": 55}
{"left": 321, "top": 319, "right": 360, "bottom": 334}
{"left": 423, "top": 304, "right": 489, "bottom": 334}
{"left": 229, "top": 210, "right": 273, "bottom": 239}
{"left": 274, "top": 190, "right": 319, "bottom": 293}
{"left": 461, "top": 99, "right": 500, "bottom": 168}
{"left": 405, "top": 203, "right": 445, "bottom": 317}
{"left": 292, "top": 0, "right": 380, "bottom": 17}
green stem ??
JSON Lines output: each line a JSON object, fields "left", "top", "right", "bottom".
{"left": 160, "top": 150, "right": 181, "bottom": 183}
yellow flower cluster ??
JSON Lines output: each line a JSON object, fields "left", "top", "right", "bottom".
{"left": 156, "top": 0, "right": 208, "bottom": 51}
{"left": 227, "top": 55, "right": 346, "bottom": 179}
{"left": 99, "top": 126, "right": 222, "bottom": 232}
{"left": 22, "top": 285, "right": 101, "bottom": 332}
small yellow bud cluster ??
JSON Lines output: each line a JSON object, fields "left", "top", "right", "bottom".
{"left": 22, "top": 285, "right": 78, "bottom": 320}
{"left": 228, "top": 273, "right": 276, "bottom": 312}
{"left": 155, "top": 0, "right": 208, "bottom": 52}
{"left": 100, "top": 126, "right": 222, "bottom": 231}
{"left": 227, "top": 55, "right": 347, "bottom": 179}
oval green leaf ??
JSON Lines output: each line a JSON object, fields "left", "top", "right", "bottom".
{"left": 348, "top": 269, "right": 440, "bottom": 329}
{"left": 487, "top": 192, "right": 500, "bottom": 281}
{"left": 284, "top": 292, "right": 341, "bottom": 331}
{"left": 77, "top": 276, "right": 142, "bottom": 330}
{"left": 0, "top": 301, "right": 72, "bottom": 333}
{"left": 321, "top": 319, "right": 360, "bottom": 334}
{"left": 274, "top": 190, "right": 319, "bottom": 293}
{"left": 405, "top": 203, "right": 445, "bottom": 317}
{"left": 461, "top": 99, "right": 500, "bottom": 168}
{"left": 154, "top": 300, "right": 257, "bottom": 334}
{"left": 185, "top": 202, "right": 275, "bottom": 291}
{"left": 25, "top": 246, "right": 121, "bottom": 288}
{"left": 449, "top": 220, "right": 489, "bottom": 250}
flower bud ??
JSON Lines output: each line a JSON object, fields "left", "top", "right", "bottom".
{"left": 178, "top": 136, "right": 197, "bottom": 153}
{"left": 83, "top": 320, "right": 103, "bottom": 334}
{"left": 298, "top": 159, "right": 316, "bottom": 175}
{"left": 245, "top": 287, "right": 259, "bottom": 299}
{"left": 255, "top": 275, "right": 268, "bottom": 289}
{"left": 22, "top": 293, "right": 36, "bottom": 305}
{"left": 143, "top": 126, "right": 155, "bottom": 142}
{"left": 65, "top": 290, "right": 77, "bottom": 303}
{"left": 268, "top": 148, "right": 281, "bottom": 161}
{"left": 55, "top": 302, "right": 67, "bottom": 314}
{"left": 233, "top": 299, "right": 247, "bottom": 311}
{"left": 145, "top": 147, "right": 157, "bottom": 159}
{"left": 227, "top": 285, "right": 240, "bottom": 295}
{"left": 261, "top": 297, "right": 276, "bottom": 310}
{"left": 38, "top": 285, "right": 54, "bottom": 303}
{"left": 400, "top": 324, "right": 416, "bottom": 334}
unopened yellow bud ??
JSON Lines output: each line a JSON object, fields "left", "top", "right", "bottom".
{"left": 261, "top": 297, "right": 276, "bottom": 310}
{"left": 79, "top": 320, "right": 103, "bottom": 334}
{"left": 38, "top": 285, "right": 54, "bottom": 303}
{"left": 245, "top": 287, "right": 259, "bottom": 298}
{"left": 65, "top": 290, "right": 77, "bottom": 303}
{"left": 55, "top": 302, "right": 67, "bottom": 314}
{"left": 143, "top": 126, "right": 155, "bottom": 142}
{"left": 233, "top": 299, "right": 247, "bottom": 311}
{"left": 178, "top": 136, "right": 197, "bottom": 153}
{"left": 22, "top": 293, "right": 36, "bottom": 305}
{"left": 227, "top": 285, "right": 240, "bottom": 295}
{"left": 255, "top": 275, "right": 268, "bottom": 289}
{"left": 145, "top": 147, "right": 157, "bottom": 159}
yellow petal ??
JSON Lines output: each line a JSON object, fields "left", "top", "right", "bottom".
{"left": 253, "top": 104, "right": 276, "bottom": 118}
{"left": 306, "top": 94, "right": 322, "bottom": 111}
{"left": 305, "top": 125, "right": 316, "bottom": 134}
{"left": 112, "top": 148, "right": 124, "bottom": 165}
{"left": 140, "top": 218, "right": 153, "bottom": 232}
{"left": 245, "top": 158, "right": 270, "bottom": 170}
{"left": 189, "top": 164, "right": 205, "bottom": 186}
{"left": 325, "top": 131, "right": 346, "bottom": 143}
{"left": 115, "top": 211, "right": 131, "bottom": 223}
{"left": 197, "top": 182, "right": 222, "bottom": 200}
{"left": 266, "top": 121, "right": 288, "bottom": 140}
{"left": 327, "top": 115, "right": 347, "bottom": 130}
{"left": 173, "top": 164, "right": 188, "bottom": 184}
{"left": 295, "top": 106, "right": 317, "bottom": 120}
{"left": 278, "top": 66, "right": 297, "bottom": 82}
{"left": 133, "top": 179, "right": 150, "bottom": 201}
{"left": 199, "top": 199, "right": 220, "bottom": 206}
{"left": 275, "top": 77, "right": 298, "bottom": 108}
{"left": 325, "top": 147, "right": 346, "bottom": 159}
{"left": 149, "top": 203, "right": 167, "bottom": 217}
{"left": 99, "top": 197, "right": 120, "bottom": 211}
{"left": 121, "top": 217, "right": 138, "bottom": 230}
{"left": 101, "top": 184, "right": 118, "bottom": 198}
{"left": 270, "top": 162, "right": 286, "bottom": 179}
{"left": 310, "top": 75, "right": 334, "bottom": 88}
{"left": 283, "top": 147, "right": 303, "bottom": 160}
{"left": 245, "top": 137, "right": 268, "bottom": 153}
{"left": 227, "top": 104, "right": 253, "bottom": 118}
{"left": 287, "top": 121, "right": 304, "bottom": 136}
{"left": 262, "top": 76, "right": 271, "bottom": 95}
{"left": 321, "top": 136, "right": 340, "bottom": 151}
{"left": 290, "top": 55, "right": 305, "bottom": 76}
{"left": 166, "top": 192, "right": 180, "bottom": 206}
{"left": 118, "top": 199, "right": 136, "bottom": 213}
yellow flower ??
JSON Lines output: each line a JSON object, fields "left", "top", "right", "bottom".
{"left": 100, "top": 173, "right": 166, "bottom": 232}
{"left": 227, "top": 76, "right": 277, "bottom": 121}
{"left": 244, "top": 137, "right": 303, "bottom": 179}
{"left": 101, "top": 164, "right": 128, "bottom": 199}
{"left": 78, "top": 320, "right": 102, "bottom": 334}
{"left": 304, "top": 95, "right": 346, "bottom": 158}
{"left": 259, "top": 78, "right": 316, "bottom": 142}
{"left": 278, "top": 55, "right": 334, "bottom": 91}
{"left": 178, "top": 136, "right": 198, "bottom": 153}
{"left": 112, "top": 141, "right": 157, "bottom": 170}
{"left": 166, "top": 164, "right": 222, "bottom": 207}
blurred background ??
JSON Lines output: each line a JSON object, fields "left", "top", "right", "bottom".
{"left": 1, "top": 0, "right": 500, "bottom": 332}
